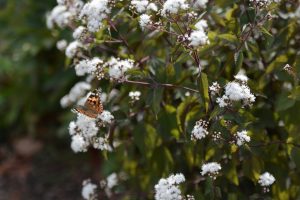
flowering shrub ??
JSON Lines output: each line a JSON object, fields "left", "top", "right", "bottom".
{"left": 46, "top": 0, "right": 300, "bottom": 199}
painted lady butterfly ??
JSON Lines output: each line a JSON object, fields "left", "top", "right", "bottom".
{"left": 72, "top": 89, "right": 103, "bottom": 118}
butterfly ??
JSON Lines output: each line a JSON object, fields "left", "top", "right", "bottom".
{"left": 72, "top": 89, "right": 103, "bottom": 118}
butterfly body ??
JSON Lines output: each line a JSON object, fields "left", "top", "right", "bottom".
{"left": 72, "top": 90, "right": 103, "bottom": 118}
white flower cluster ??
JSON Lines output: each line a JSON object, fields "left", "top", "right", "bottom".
{"left": 189, "top": 19, "right": 209, "bottom": 47}
{"left": 69, "top": 114, "right": 112, "bottom": 152}
{"left": 75, "top": 57, "right": 104, "bottom": 77}
{"left": 106, "top": 57, "right": 135, "bottom": 81}
{"left": 234, "top": 71, "right": 248, "bottom": 82}
{"left": 235, "top": 130, "right": 250, "bottom": 146}
{"left": 249, "top": 0, "right": 277, "bottom": 8}
{"left": 258, "top": 172, "right": 275, "bottom": 191}
{"left": 79, "top": 0, "right": 111, "bottom": 32}
{"left": 81, "top": 179, "right": 98, "bottom": 200}
{"left": 73, "top": 26, "right": 88, "bottom": 41}
{"left": 65, "top": 41, "right": 84, "bottom": 58}
{"left": 161, "top": 0, "right": 189, "bottom": 16}
{"left": 139, "top": 14, "right": 152, "bottom": 30}
{"left": 46, "top": 0, "right": 83, "bottom": 29}
{"left": 100, "top": 172, "right": 119, "bottom": 197}
{"left": 129, "top": 91, "right": 141, "bottom": 101}
{"left": 56, "top": 39, "right": 68, "bottom": 51}
{"left": 209, "top": 81, "right": 220, "bottom": 95}
{"left": 216, "top": 74, "right": 255, "bottom": 108}
{"left": 154, "top": 173, "right": 186, "bottom": 200}
{"left": 131, "top": 0, "right": 157, "bottom": 13}
{"left": 60, "top": 81, "right": 91, "bottom": 108}
{"left": 99, "top": 111, "right": 115, "bottom": 125}
{"left": 191, "top": 120, "right": 209, "bottom": 141}
{"left": 194, "top": 0, "right": 208, "bottom": 8}
{"left": 201, "top": 162, "right": 222, "bottom": 178}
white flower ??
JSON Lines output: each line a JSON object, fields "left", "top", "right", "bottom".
{"left": 60, "top": 81, "right": 91, "bottom": 107}
{"left": 154, "top": 173, "right": 185, "bottom": 200}
{"left": 69, "top": 121, "right": 77, "bottom": 135}
{"left": 209, "top": 82, "right": 220, "bottom": 95}
{"left": 186, "top": 195, "right": 195, "bottom": 200}
{"left": 283, "top": 64, "right": 291, "bottom": 72}
{"left": 189, "top": 30, "right": 209, "bottom": 47}
{"left": 194, "top": 19, "right": 208, "bottom": 31}
{"left": 216, "top": 95, "right": 229, "bottom": 107}
{"left": 147, "top": 3, "right": 158, "bottom": 12}
{"left": 234, "top": 71, "right": 248, "bottom": 82}
{"left": 71, "top": 135, "right": 88, "bottom": 153}
{"left": 191, "top": 120, "right": 209, "bottom": 140}
{"left": 92, "top": 136, "right": 112, "bottom": 151}
{"left": 57, "top": 0, "right": 67, "bottom": 5}
{"left": 99, "top": 111, "right": 114, "bottom": 124}
{"left": 225, "top": 82, "right": 246, "bottom": 101}
{"left": 56, "top": 39, "right": 67, "bottom": 51}
{"left": 194, "top": 0, "right": 208, "bottom": 8}
{"left": 79, "top": 0, "right": 111, "bottom": 32}
{"left": 107, "top": 173, "right": 118, "bottom": 189}
{"left": 65, "top": 41, "right": 83, "bottom": 58}
{"left": 258, "top": 172, "right": 275, "bottom": 187}
{"left": 106, "top": 57, "right": 135, "bottom": 81}
{"left": 69, "top": 113, "right": 114, "bottom": 152}
{"left": 129, "top": 91, "right": 141, "bottom": 101}
{"left": 131, "top": 0, "right": 149, "bottom": 13}
{"left": 139, "top": 14, "right": 151, "bottom": 30}
{"left": 75, "top": 57, "right": 103, "bottom": 76}
{"left": 161, "top": 0, "right": 188, "bottom": 16}
{"left": 46, "top": 0, "right": 83, "bottom": 29}
{"left": 249, "top": 0, "right": 276, "bottom": 8}
{"left": 73, "top": 26, "right": 87, "bottom": 40}
{"left": 236, "top": 130, "right": 250, "bottom": 146}
{"left": 168, "top": 173, "right": 185, "bottom": 184}
{"left": 100, "top": 172, "right": 119, "bottom": 197}
{"left": 76, "top": 114, "right": 99, "bottom": 137}
{"left": 201, "top": 162, "right": 221, "bottom": 177}
{"left": 46, "top": 5, "right": 72, "bottom": 29}
{"left": 82, "top": 179, "right": 97, "bottom": 200}
{"left": 217, "top": 80, "right": 255, "bottom": 107}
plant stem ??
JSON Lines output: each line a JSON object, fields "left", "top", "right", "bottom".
{"left": 124, "top": 79, "right": 199, "bottom": 93}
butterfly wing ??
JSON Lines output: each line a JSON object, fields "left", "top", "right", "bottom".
{"left": 84, "top": 90, "right": 103, "bottom": 114}
{"left": 72, "top": 90, "right": 104, "bottom": 118}
{"left": 72, "top": 105, "right": 99, "bottom": 118}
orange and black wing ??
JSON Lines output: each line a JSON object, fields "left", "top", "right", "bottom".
{"left": 72, "top": 105, "right": 99, "bottom": 118}
{"left": 84, "top": 90, "right": 103, "bottom": 114}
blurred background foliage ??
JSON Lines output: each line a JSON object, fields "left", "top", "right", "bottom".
{"left": 1, "top": 0, "right": 300, "bottom": 199}
{"left": 0, "top": 0, "right": 92, "bottom": 199}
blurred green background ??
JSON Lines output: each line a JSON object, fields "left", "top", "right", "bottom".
{"left": 0, "top": 1, "right": 93, "bottom": 199}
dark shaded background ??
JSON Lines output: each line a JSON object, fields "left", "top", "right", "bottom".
{"left": 0, "top": 1, "right": 95, "bottom": 199}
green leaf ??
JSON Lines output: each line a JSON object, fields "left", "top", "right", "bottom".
{"left": 234, "top": 51, "right": 244, "bottom": 73}
{"left": 176, "top": 97, "right": 199, "bottom": 134}
{"left": 211, "top": 13, "right": 226, "bottom": 27}
{"left": 150, "top": 87, "right": 164, "bottom": 116}
{"left": 218, "top": 33, "right": 238, "bottom": 43}
{"left": 166, "top": 63, "right": 175, "bottom": 77}
{"left": 200, "top": 73, "right": 210, "bottom": 113}
{"left": 209, "top": 106, "right": 223, "bottom": 121}
{"left": 259, "top": 26, "right": 273, "bottom": 37}
{"left": 291, "top": 148, "right": 300, "bottom": 168}
{"left": 275, "top": 92, "right": 295, "bottom": 112}
{"left": 288, "top": 86, "right": 300, "bottom": 101}
{"left": 224, "top": 161, "right": 239, "bottom": 185}
{"left": 266, "top": 54, "right": 288, "bottom": 74}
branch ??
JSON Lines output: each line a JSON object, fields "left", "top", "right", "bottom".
{"left": 124, "top": 79, "right": 199, "bottom": 93}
